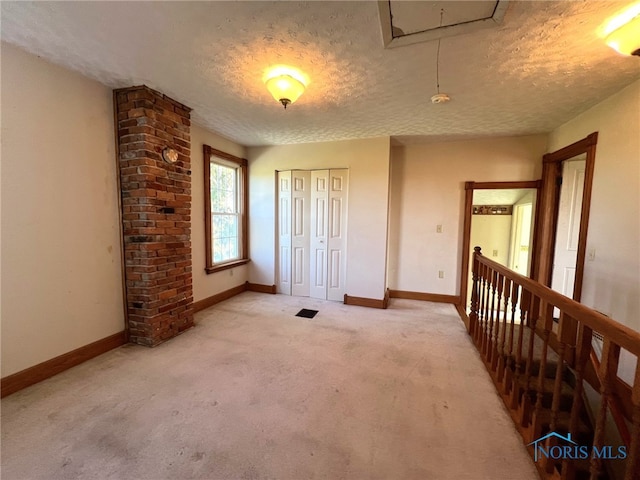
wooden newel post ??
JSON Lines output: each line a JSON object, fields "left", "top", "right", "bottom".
{"left": 469, "top": 247, "right": 482, "bottom": 337}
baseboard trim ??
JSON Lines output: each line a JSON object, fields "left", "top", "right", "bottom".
{"left": 193, "top": 282, "right": 277, "bottom": 313}
{"left": 193, "top": 283, "right": 247, "bottom": 313}
{"left": 245, "top": 282, "right": 277, "bottom": 294}
{"left": 388, "top": 290, "right": 460, "bottom": 304}
{"left": 1, "top": 331, "right": 126, "bottom": 398}
{"left": 344, "top": 294, "right": 387, "bottom": 309}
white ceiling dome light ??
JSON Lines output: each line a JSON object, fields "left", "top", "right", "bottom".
{"left": 263, "top": 65, "right": 309, "bottom": 109}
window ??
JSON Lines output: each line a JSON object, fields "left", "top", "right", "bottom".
{"left": 204, "top": 145, "right": 248, "bottom": 273}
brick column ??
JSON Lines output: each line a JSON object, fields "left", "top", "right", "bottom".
{"left": 114, "top": 85, "right": 193, "bottom": 346}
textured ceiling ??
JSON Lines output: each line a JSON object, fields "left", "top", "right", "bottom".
{"left": 1, "top": 1, "right": 639, "bottom": 147}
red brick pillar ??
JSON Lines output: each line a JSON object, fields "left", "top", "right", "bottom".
{"left": 114, "top": 85, "right": 193, "bottom": 346}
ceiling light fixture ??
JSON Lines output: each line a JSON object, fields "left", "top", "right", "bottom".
{"left": 600, "top": 2, "right": 640, "bottom": 56}
{"left": 263, "top": 65, "right": 308, "bottom": 109}
{"left": 431, "top": 9, "right": 451, "bottom": 104}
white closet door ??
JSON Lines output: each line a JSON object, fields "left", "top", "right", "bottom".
{"left": 310, "top": 170, "right": 329, "bottom": 299}
{"left": 277, "top": 171, "right": 292, "bottom": 295}
{"left": 327, "top": 169, "right": 349, "bottom": 302}
{"left": 291, "top": 171, "right": 311, "bottom": 297}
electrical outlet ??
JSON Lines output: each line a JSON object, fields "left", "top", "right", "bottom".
{"left": 588, "top": 249, "right": 596, "bottom": 261}
{"left": 493, "top": 249, "right": 498, "bottom": 257}
{"left": 229, "top": 269, "right": 234, "bottom": 277}
{"left": 436, "top": 224, "right": 443, "bottom": 233}
{"left": 438, "top": 270, "right": 444, "bottom": 279}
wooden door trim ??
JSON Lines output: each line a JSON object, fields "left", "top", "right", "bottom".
{"left": 535, "top": 132, "right": 598, "bottom": 301}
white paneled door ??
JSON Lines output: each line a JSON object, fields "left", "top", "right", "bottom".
{"left": 310, "top": 170, "right": 329, "bottom": 299}
{"left": 327, "top": 169, "right": 349, "bottom": 301}
{"left": 277, "top": 169, "right": 348, "bottom": 300}
{"left": 277, "top": 171, "right": 292, "bottom": 295}
{"left": 551, "top": 159, "right": 586, "bottom": 300}
{"left": 291, "top": 171, "right": 311, "bottom": 297}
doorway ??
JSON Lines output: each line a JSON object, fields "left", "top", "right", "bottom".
{"left": 276, "top": 169, "right": 349, "bottom": 301}
{"left": 534, "top": 133, "right": 598, "bottom": 301}
{"left": 460, "top": 181, "right": 540, "bottom": 310}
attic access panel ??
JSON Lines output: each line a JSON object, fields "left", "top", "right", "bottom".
{"left": 378, "top": 0, "right": 509, "bottom": 49}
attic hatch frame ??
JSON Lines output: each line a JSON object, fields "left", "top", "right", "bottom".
{"left": 377, "top": 0, "right": 510, "bottom": 49}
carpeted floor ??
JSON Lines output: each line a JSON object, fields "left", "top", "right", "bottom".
{"left": 1, "top": 293, "right": 539, "bottom": 479}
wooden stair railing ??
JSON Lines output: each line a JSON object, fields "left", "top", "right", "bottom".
{"left": 590, "top": 350, "right": 632, "bottom": 449}
{"left": 469, "top": 247, "right": 640, "bottom": 480}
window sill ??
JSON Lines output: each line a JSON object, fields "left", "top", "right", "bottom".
{"left": 205, "top": 258, "right": 250, "bottom": 274}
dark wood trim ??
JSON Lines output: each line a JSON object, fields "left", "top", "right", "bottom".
{"left": 344, "top": 294, "right": 387, "bottom": 309}
{"left": 203, "top": 144, "right": 249, "bottom": 274}
{"left": 389, "top": 290, "right": 460, "bottom": 304}
{"left": 543, "top": 132, "right": 598, "bottom": 163}
{"left": 193, "top": 283, "right": 247, "bottom": 313}
{"left": 460, "top": 185, "right": 475, "bottom": 307}
{"left": 460, "top": 180, "right": 540, "bottom": 308}
{"left": 573, "top": 136, "right": 598, "bottom": 302}
{"left": 205, "top": 258, "right": 250, "bottom": 274}
{"left": 193, "top": 282, "right": 276, "bottom": 313}
{"left": 534, "top": 160, "right": 562, "bottom": 285}
{"left": 246, "top": 282, "right": 277, "bottom": 294}
{"left": 1, "top": 331, "right": 126, "bottom": 398}
{"left": 383, "top": 288, "right": 390, "bottom": 309}
{"left": 535, "top": 132, "right": 598, "bottom": 302}
{"left": 465, "top": 180, "right": 541, "bottom": 190}
{"left": 204, "top": 145, "right": 212, "bottom": 269}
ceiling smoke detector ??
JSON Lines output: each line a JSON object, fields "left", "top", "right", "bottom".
{"left": 431, "top": 93, "right": 450, "bottom": 104}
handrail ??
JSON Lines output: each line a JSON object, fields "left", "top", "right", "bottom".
{"left": 472, "top": 248, "right": 640, "bottom": 357}
{"left": 468, "top": 247, "right": 640, "bottom": 480}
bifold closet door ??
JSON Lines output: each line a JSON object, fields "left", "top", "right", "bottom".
{"left": 291, "top": 171, "right": 311, "bottom": 297}
{"left": 310, "top": 170, "right": 329, "bottom": 299}
{"left": 277, "top": 171, "right": 292, "bottom": 295}
{"left": 326, "top": 169, "right": 348, "bottom": 302}
{"left": 277, "top": 169, "right": 348, "bottom": 300}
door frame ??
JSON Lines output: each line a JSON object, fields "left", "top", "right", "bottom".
{"left": 533, "top": 132, "right": 598, "bottom": 302}
{"left": 459, "top": 180, "right": 541, "bottom": 308}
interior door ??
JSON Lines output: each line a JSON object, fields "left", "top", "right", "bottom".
{"left": 277, "top": 171, "right": 292, "bottom": 295}
{"left": 291, "top": 171, "right": 311, "bottom": 297}
{"left": 327, "top": 169, "right": 349, "bottom": 302}
{"left": 510, "top": 203, "right": 533, "bottom": 276}
{"left": 551, "top": 159, "right": 586, "bottom": 299}
{"left": 310, "top": 170, "right": 329, "bottom": 299}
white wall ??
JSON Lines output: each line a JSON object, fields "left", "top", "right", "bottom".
{"left": 388, "top": 134, "right": 547, "bottom": 295}
{"left": 549, "top": 79, "right": 640, "bottom": 335}
{"left": 470, "top": 215, "right": 512, "bottom": 267}
{"left": 191, "top": 124, "right": 248, "bottom": 302}
{"left": 1, "top": 44, "right": 124, "bottom": 377}
{"left": 248, "top": 137, "right": 391, "bottom": 300}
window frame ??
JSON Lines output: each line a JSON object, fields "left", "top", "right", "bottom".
{"left": 203, "top": 144, "right": 249, "bottom": 274}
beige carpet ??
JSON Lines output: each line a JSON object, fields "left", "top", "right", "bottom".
{"left": 1, "top": 293, "right": 539, "bottom": 479}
